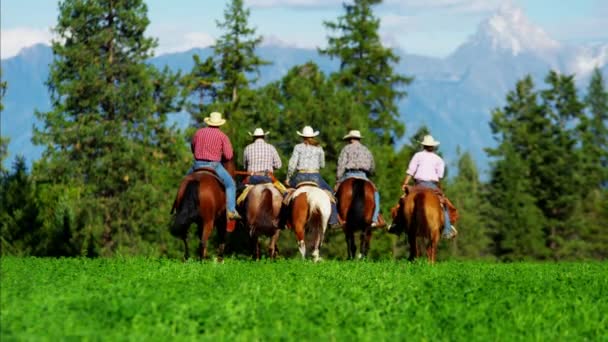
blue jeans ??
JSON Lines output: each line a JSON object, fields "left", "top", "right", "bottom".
{"left": 187, "top": 161, "right": 236, "bottom": 213}
{"left": 416, "top": 181, "right": 452, "bottom": 236}
{"left": 339, "top": 171, "right": 381, "bottom": 223}
{"left": 248, "top": 175, "right": 273, "bottom": 185}
{"left": 289, "top": 172, "right": 338, "bottom": 225}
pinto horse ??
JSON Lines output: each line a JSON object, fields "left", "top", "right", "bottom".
{"left": 391, "top": 186, "right": 443, "bottom": 263}
{"left": 170, "top": 160, "right": 235, "bottom": 261}
{"left": 283, "top": 185, "right": 331, "bottom": 262}
{"left": 242, "top": 184, "right": 284, "bottom": 260}
{"left": 336, "top": 178, "right": 376, "bottom": 259}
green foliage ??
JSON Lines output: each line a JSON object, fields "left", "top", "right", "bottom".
{"left": 2, "top": 258, "right": 607, "bottom": 340}
{"left": 320, "top": 0, "right": 413, "bottom": 144}
{"left": 30, "top": 0, "right": 187, "bottom": 256}
{"left": 0, "top": 68, "right": 8, "bottom": 174}
{"left": 444, "top": 151, "right": 493, "bottom": 260}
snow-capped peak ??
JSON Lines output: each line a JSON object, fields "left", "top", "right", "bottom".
{"left": 470, "top": 3, "right": 560, "bottom": 56}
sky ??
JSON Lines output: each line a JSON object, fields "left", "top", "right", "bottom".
{"left": 1, "top": 0, "right": 607, "bottom": 60}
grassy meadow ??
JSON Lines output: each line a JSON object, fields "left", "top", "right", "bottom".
{"left": 1, "top": 257, "right": 607, "bottom": 341}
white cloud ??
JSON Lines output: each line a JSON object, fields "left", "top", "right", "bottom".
{"left": 385, "top": 0, "right": 501, "bottom": 13}
{"left": 152, "top": 29, "right": 215, "bottom": 55}
{"left": 245, "top": 0, "right": 342, "bottom": 8}
{"left": 1, "top": 27, "right": 53, "bottom": 59}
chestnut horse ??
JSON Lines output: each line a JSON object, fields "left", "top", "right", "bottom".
{"left": 242, "top": 184, "right": 284, "bottom": 260}
{"left": 283, "top": 185, "right": 331, "bottom": 262}
{"left": 391, "top": 186, "right": 443, "bottom": 263}
{"left": 170, "top": 160, "right": 235, "bottom": 261}
{"left": 336, "top": 178, "right": 376, "bottom": 259}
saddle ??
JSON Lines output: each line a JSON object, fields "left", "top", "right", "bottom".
{"left": 336, "top": 176, "right": 377, "bottom": 192}
{"left": 171, "top": 169, "right": 224, "bottom": 214}
{"left": 403, "top": 185, "right": 459, "bottom": 224}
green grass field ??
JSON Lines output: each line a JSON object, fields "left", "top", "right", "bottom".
{"left": 1, "top": 257, "right": 607, "bottom": 341}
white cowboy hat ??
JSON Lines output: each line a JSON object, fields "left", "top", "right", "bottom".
{"left": 248, "top": 128, "right": 270, "bottom": 137}
{"left": 343, "top": 130, "right": 363, "bottom": 140}
{"left": 420, "top": 135, "right": 440, "bottom": 146}
{"left": 297, "top": 125, "right": 319, "bottom": 137}
{"left": 203, "top": 112, "right": 226, "bottom": 126}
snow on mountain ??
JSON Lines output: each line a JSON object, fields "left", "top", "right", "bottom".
{"left": 472, "top": 3, "right": 560, "bottom": 57}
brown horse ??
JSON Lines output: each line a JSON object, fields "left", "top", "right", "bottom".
{"left": 336, "top": 178, "right": 376, "bottom": 259}
{"left": 283, "top": 185, "right": 331, "bottom": 262}
{"left": 391, "top": 186, "right": 443, "bottom": 263}
{"left": 170, "top": 160, "right": 236, "bottom": 261}
{"left": 242, "top": 184, "right": 284, "bottom": 260}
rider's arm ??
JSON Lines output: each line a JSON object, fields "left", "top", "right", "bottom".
{"left": 318, "top": 146, "right": 325, "bottom": 169}
{"left": 272, "top": 147, "right": 282, "bottom": 170}
{"left": 287, "top": 146, "right": 300, "bottom": 178}
{"left": 222, "top": 134, "right": 234, "bottom": 161}
{"left": 336, "top": 148, "right": 347, "bottom": 180}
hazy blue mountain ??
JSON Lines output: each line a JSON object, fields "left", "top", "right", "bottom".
{"left": 2, "top": 6, "right": 607, "bottom": 177}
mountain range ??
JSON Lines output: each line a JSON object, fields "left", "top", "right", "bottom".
{"left": 1, "top": 5, "right": 607, "bottom": 176}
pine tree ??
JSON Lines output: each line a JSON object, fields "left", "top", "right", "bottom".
{"left": 486, "top": 76, "right": 550, "bottom": 260}
{"left": 444, "top": 151, "right": 492, "bottom": 259}
{"left": 539, "top": 71, "right": 587, "bottom": 258}
{"left": 32, "top": 0, "right": 185, "bottom": 256}
{"left": 182, "top": 0, "right": 269, "bottom": 164}
{"left": 320, "top": 0, "right": 412, "bottom": 144}
{"left": 581, "top": 68, "right": 608, "bottom": 189}
{"left": 0, "top": 68, "right": 8, "bottom": 174}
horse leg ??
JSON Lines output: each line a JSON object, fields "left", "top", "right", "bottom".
{"left": 200, "top": 220, "right": 214, "bottom": 260}
{"left": 182, "top": 238, "right": 189, "bottom": 261}
{"left": 408, "top": 232, "right": 417, "bottom": 261}
{"left": 345, "top": 231, "right": 356, "bottom": 259}
{"left": 312, "top": 226, "right": 323, "bottom": 263}
{"left": 360, "top": 228, "right": 373, "bottom": 259}
{"left": 268, "top": 229, "right": 280, "bottom": 259}
{"left": 216, "top": 217, "right": 227, "bottom": 263}
{"left": 251, "top": 234, "right": 260, "bottom": 260}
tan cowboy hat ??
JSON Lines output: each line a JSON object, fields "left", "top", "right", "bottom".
{"left": 343, "top": 130, "right": 363, "bottom": 140}
{"left": 420, "top": 135, "right": 440, "bottom": 146}
{"left": 248, "top": 128, "right": 270, "bottom": 137}
{"left": 204, "top": 112, "right": 226, "bottom": 126}
{"left": 297, "top": 125, "right": 319, "bottom": 137}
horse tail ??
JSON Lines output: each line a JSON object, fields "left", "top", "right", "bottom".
{"left": 346, "top": 179, "right": 367, "bottom": 231}
{"left": 170, "top": 180, "right": 200, "bottom": 237}
{"left": 307, "top": 188, "right": 331, "bottom": 232}
{"left": 255, "top": 188, "right": 276, "bottom": 230}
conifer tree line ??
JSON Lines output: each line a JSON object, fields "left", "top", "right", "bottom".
{"left": 1, "top": 0, "right": 606, "bottom": 260}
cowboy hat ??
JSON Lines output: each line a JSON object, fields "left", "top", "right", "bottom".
{"left": 297, "top": 125, "right": 319, "bottom": 137}
{"left": 204, "top": 112, "right": 226, "bottom": 126}
{"left": 248, "top": 128, "right": 270, "bottom": 137}
{"left": 343, "top": 130, "right": 363, "bottom": 140}
{"left": 420, "top": 135, "right": 440, "bottom": 146}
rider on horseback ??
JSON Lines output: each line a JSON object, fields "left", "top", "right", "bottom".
{"left": 243, "top": 128, "right": 282, "bottom": 185}
{"left": 187, "top": 112, "right": 241, "bottom": 220}
{"left": 286, "top": 125, "right": 340, "bottom": 227}
{"left": 400, "top": 135, "right": 458, "bottom": 239}
{"left": 335, "top": 130, "right": 386, "bottom": 228}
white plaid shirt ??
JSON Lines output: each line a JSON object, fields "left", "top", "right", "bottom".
{"left": 336, "top": 141, "right": 375, "bottom": 179}
{"left": 243, "top": 139, "right": 282, "bottom": 172}
{"left": 287, "top": 143, "right": 325, "bottom": 178}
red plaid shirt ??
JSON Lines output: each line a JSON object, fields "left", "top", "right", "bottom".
{"left": 191, "top": 127, "right": 233, "bottom": 162}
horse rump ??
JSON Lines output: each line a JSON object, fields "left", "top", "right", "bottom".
{"left": 170, "top": 180, "right": 200, "bottom": 237}
{"left": 250, "top": 187, "right": 277, "bottom": 235}
{"left": 344, "top": 178, "right": 370, "bottom": 231}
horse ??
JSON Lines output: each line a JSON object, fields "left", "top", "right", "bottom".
{"left": 241, "top": 183, "right": 284, "bottom": 260}
{"left": 335, "top": 178, "right": 376, "bottom": 259}
{"left": 170, "top": 160, "right": 236, "bottom": 261}
{"left": 283, "top": 185, "right": 332, "bottom": 262}
{"left": 390, "top": 186, "right": 443, "bottom": 264}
